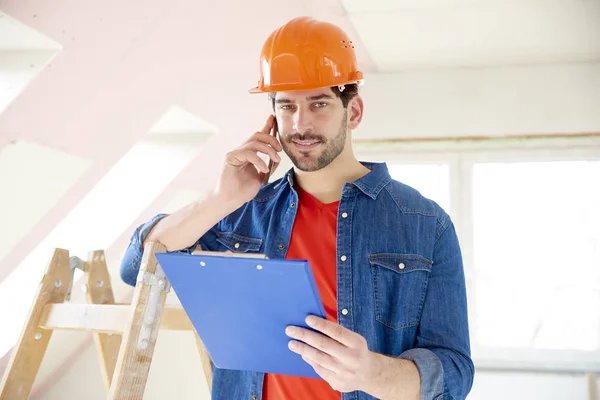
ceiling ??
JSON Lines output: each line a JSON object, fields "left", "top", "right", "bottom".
{"left": 343, "top": 0, "right": 600, "bottom": 71}
{"left": 0, "top": 11, "right": 60, "bottom": 51}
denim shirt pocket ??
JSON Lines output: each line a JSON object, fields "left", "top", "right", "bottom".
{"left": 368, "top": 253, "right": 432, "bottom": 330}
{"left": 216, "top": 231, "right": 263, "bottom": 253}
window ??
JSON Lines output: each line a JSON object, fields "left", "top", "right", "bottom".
{"left": 356, "top": 136, "right": 600, "bottom": 371}
{"left": 473, "top": 160, "right": 600, "bottom": 352}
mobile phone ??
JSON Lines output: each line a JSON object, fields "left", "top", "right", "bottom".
{"left": 263, "top": 118, "right": 279, "bottom": 184}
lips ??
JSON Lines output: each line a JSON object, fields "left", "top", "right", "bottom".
{"left": 292, "top": 139, "right": 321, "bottom": 151}
{"left": 294, "top": 140, "right": 319, "bottom": 145}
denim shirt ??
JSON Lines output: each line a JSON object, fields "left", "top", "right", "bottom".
{"left": 120, "top": 162, "right": 474, "bottom": 400}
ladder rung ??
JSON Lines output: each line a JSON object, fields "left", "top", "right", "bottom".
{"left": 39, "top": 303, "right": 193, "bottom": 333}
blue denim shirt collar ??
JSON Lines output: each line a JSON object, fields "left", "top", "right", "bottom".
{"left": 279, "top": 161, "right": 392, "bottom": 200}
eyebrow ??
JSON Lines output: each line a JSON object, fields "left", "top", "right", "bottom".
{"left": 275, "top": 93, "right": 334, "bottom": 104}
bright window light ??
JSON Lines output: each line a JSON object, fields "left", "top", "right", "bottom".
{"left": 0, "top": 51, "right": 58, "bottom": 114}
{"left": 0, "top": 141, "right": 91, "bottom": 260}
{"left": 473, "top": 160, "right": 600, "bottom": 351}
{"left": 0, "top": 11, "right": 62, "bottom": 51}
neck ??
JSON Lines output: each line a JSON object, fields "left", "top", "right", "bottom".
{"left": 293, "top": 149, "right": 370, "bottom": 204}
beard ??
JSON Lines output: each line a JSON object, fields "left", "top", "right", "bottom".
{"left": 281, "top": 112, "right": 348, "bottom": 172}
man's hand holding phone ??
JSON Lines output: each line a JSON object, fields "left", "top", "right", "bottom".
{"left": 212, "top": 115, "right": 282, "bottom": 211}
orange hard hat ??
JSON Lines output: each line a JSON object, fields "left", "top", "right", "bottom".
{"left": 249, "top": 16, "right": 364, "bottom": 94}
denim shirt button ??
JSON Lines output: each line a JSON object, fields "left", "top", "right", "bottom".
{"left": 340, "top": 255, "right": 347, "bottom": 262}
{"left": 341, "top": 212, "right": 348, "bottom": 218}
{"left": 279, "top": 244, "right": 285, "bottom": 250}
{"left": 341, "top": 308, "right": 349, "bottom": 316}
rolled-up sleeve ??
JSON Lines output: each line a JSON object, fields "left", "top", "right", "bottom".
{"left": 119, "top": 213, "right": 169, "bottom": 286}
{"left": 119, "top": 212, "right": 223, "bottom": 287}
{"left": 399, "top": 347, "right": 444, "bottom": 399}
{"left": 400, "top": 214, "right": 474, "bottom": 400}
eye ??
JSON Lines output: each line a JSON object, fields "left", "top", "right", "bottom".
{"left": 280, "top": 104, "right": 296, "bottom": 111}
{"left": 313, "top": 102, "right": 328, "bottom": 108}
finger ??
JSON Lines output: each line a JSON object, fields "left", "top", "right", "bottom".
{"left": 305, "top": 316, "right": 363, "bottom": 348}
{"left": 243, "top": 132, "right": 282, "bottom": 152}
{"left": 302, "top": 356, "right": 341, "bottom": 385}
{"left": 307, "top": 361, "right": 348, "bottom": 392}
{"left": 229, "top": 149, "right": 269, "bottom": 173}
{"left": 242, "top": 141, "right": 281, "bottom": 163}
{"left": 242, "top": 115, "right": 274, "bottom": 146}
{"left": 270, "top": 160, "right": 280, "bottom": 175}
{"left": 259, "top": 160, "right": 279, "bottom": 184}
{"left": 286, "top": 326, "right": 347, "bottom": 361}
{"left": 242, "top": 115, "right": 274, "bottom": 145}
{"left": 254, "top": 131, "right": 283, "bottom": 152}
{"left": 261, "top": 114, "right": 275, "bottom": 135}
{"left": 289, "top": 340, "right": 344, "bottom": 375}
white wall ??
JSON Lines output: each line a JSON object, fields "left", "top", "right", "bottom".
{"left": 39, "top": 331, "right": 210, "bottom": 400}
{"left": 39, "top": 341, "right": 106, "bottom": 400}
{"left": 356, "top": 62, "right": 600, "bottom": 139}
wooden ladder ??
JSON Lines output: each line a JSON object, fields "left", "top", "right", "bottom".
{"left": 0, "top": 242, "right": 213, "bottom": 399}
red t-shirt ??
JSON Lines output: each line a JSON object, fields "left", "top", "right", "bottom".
{"left": 262, "top": 185, "right": 341, "bottom": 400}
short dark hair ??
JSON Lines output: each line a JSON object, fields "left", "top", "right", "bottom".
{"left": 269, "top": 83, "right": 359, "bottom": 110}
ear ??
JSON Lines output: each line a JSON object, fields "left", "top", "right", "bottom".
{"left": 347, "top": 95, "right": 363, "bottom": 130}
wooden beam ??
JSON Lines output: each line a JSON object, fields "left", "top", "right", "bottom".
{"left": 0, "top": 248, "right": 71, "bottom": 399}
{"left": 38, "top": 303, "right": 193, "bottom": 333}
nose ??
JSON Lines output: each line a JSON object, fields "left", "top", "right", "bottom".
{"left": 293, "top": 106, "right": 314, "bottom": 134}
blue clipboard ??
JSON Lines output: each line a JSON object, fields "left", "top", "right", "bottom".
{"left": 155, "top": 252, "right": 327, "bottom": 379}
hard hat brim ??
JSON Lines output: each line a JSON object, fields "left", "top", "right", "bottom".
{"left": 248, "top": 77, "right": 364, "bottom": 95}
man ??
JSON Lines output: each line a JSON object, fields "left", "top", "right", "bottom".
{"left": 120, "top": 16, "right": 474, "bottom": 400}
